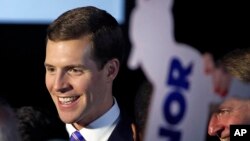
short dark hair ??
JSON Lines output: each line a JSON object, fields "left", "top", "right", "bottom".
{"left": 47, "top": 6, "right": 125, "bottom": 70}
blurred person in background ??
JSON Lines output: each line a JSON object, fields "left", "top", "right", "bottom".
{"left": 132, "top": 80, "right": 153, "bottom": 141}
{"left": 207, "top": 48, "right": 250, "bottom": 141}
{"left": 16, "top": 106, "right": 68, "bottom": 141}
{"left": 0, "top": 97, "right": 21, "bottom": 141}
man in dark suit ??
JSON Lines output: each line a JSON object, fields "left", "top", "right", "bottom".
{"left": 44, "top": 6, "right": 133, "bottom": 141}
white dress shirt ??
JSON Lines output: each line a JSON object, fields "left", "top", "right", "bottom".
{"left": 66, "top": 98, "right": 120, "bottom": 141}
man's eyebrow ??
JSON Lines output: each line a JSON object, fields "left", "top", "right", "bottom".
{"left": 65, "top": 64, "right": 86, "bottom": 69}
{"left": 44, "top": 63, "right": 88, "bottom": 69}
{"left": 44, "top": 63, "right": 53, "bottom": 67}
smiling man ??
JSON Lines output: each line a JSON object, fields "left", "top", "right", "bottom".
{"left": 44, "top": 6, "right": 134, "bottom": 141}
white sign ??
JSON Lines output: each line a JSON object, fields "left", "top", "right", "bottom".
{"left": 128, "top": 0, "right": 250, "bottom": 141}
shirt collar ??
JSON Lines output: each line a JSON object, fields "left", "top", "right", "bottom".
{"left": 66, "top": 98, "right": 120, "bottom": 141}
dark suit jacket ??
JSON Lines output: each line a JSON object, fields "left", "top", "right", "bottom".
{"left": 108, "top": 113, "right": 134, "bottom": 141}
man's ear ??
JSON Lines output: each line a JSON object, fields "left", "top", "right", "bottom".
{"left": 104, "top": 58, "right": 120, "bottom": 82}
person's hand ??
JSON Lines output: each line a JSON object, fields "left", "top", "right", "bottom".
{"left": 203, "top": 53, "right": 232, "bottom": 97}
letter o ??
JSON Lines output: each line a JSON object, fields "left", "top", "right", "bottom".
{"left": 163, "top": 90, "right": 186, "bottom": 125}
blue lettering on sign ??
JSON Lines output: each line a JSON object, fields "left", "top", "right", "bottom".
{"left": 159, "top": 57, "right": 193, "bottom": 141}
{"left": 159, "top": 127, "right": 181, "bottom": 141}
{"left": 163, "top": 90, "right": 186, "bottom": 124}
{"left": 168, "top": 58, "right": 193, "bottom": 90}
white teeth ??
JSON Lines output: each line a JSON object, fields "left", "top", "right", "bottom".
{"left": 59, "top": 96, "right": 78, "bottom": 104}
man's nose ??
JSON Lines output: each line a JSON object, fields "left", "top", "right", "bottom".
{"left": 53, "top": 73, "right": 70, "bottom": 93}
{"left": 208, "top": 114, "right": 224, "bottom": 136}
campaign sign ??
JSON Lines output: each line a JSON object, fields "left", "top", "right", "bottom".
{"left": 128, "top": 0, "right": 250, "bottom": 141}
{"left": 230, "top": 125, "right": 250, "bottom": 141}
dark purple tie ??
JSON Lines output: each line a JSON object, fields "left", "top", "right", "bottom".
{"left": 70, "top": 131, "right": 85, "bottom": 141}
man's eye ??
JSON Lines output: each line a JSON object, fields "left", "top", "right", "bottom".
{"left": 217, "top": 109, "right": 230, "bottom": 116}
{"left": 68, "top": 68, "right": 83, "bottom": 75}
{"left": 46, "top": 67, "right": 55, "bottom": 73}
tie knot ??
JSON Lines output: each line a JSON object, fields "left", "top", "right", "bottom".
{"left": 70, "top": 131, "right": 85, "bottom": 141}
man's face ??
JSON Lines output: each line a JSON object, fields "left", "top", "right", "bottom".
{"left": 45, "top": 37, "right": 112, "bottom": 129}
{"left": 208, "top": 97, "right": 250, "bottom": 141}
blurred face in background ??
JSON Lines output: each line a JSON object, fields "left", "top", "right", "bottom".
{"left": 208, "top": 97, "right": 250, "bottom": 141}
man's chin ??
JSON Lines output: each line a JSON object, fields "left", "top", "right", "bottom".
{"left": 58, "top": 113, "right": 76, "bottom": 124}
